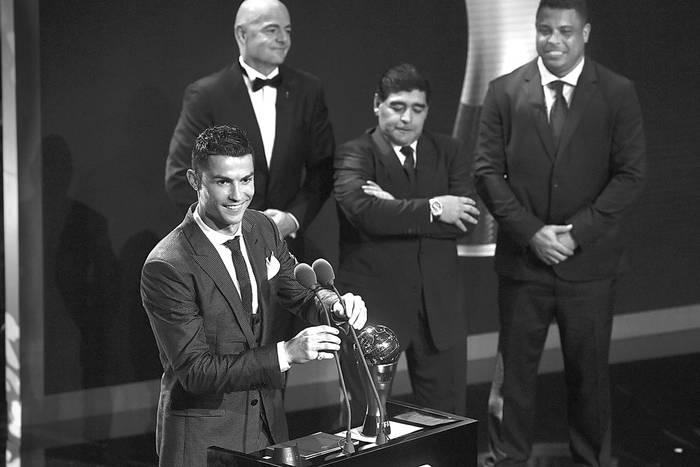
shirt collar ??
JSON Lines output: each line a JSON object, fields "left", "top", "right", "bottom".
{"left": 392, "top": 140, "right": 418, "bottom": 155}
{"left": 193, "top": 208, "right": 241, "bottom": 246}
{"left": 537, "top": 56, "right": 585, "bottom": 88}
{"left": 238, "top": 56, "right": 279, "bottom": 81}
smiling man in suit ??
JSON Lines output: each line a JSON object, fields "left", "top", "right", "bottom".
{"left": 334, "top": 63, "right": 479, "bottom": 417}
{"left": 143, "top": 125, "right": 366, "bottom": 467}
{"left": 474, "top": 0, "right": 646, "bottom": 465}
{"left": 165, "top": 0, "right": 334, "bottom": 261}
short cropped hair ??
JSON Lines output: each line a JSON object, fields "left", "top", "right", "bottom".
{"left": 191, "top": 125, "right": 254, "bottom": 174}
{"left": 536, "top": 0, "right": 589, "bottom": 23}
{"left": 376, "top": 63, "right": 431, "bottom": 104}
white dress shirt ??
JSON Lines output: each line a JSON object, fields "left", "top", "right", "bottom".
{"left": 537, "top": 56, "right": 585, "bottom": 121}
{"left": 239, "top": 56, "right": 277, "bottom": 168}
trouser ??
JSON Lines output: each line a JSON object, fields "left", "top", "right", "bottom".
{"left": 488, "top": 274, "right": 615, "bottom": 467}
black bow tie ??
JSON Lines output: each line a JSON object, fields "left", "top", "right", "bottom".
{"left": 252, "top": 75, "right": 282, "bottom": 92}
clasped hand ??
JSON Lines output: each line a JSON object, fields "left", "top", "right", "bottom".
{"left": 529, "top": 224, "right": 578, "bottom": 265}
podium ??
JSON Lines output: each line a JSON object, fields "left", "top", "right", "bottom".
{"left": 208, "top": 400, "right": 478, "bottom": 467}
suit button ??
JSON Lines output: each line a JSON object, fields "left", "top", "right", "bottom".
{"left": 251, "top": 399, "right": 258, "bottom": 406}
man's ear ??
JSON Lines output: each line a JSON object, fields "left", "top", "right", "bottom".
{"left": 186, "top": 169, "right": 201, "bottom": 191}
{"left": 234, "top": 25, "right": 246, "bottom": 47}
{"left": 583, "top": 23, "right": 591, "bottom": 43}
{"left": 372, "top": 93, "right": 381, "bottom": 115}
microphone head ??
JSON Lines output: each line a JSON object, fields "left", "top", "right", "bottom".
{"left": 294, "top": 263, "right": 318, "bottom": 290}
{"left": 312, "top": 258, "right": 335, "bottom": 286}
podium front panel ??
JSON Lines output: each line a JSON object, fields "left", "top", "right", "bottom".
{"left": 208, "top": 400, "right": 478, "bottom": 467}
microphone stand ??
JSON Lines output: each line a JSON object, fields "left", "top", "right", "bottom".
{"left": 327, "top": 285, "right": 389, "bottom": 445}
{"left": 314, "top": 288, "right": 355, "bottom": 455}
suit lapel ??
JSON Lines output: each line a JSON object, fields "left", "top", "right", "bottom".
{"left": 556, "top": 60, "right": 598, "bottom": 157}
{"left": 523, "top": 62, "right": 557, "bottom": 160}
{"left": 370, "top": 128, "right": 413, "bottom": 194}
{"left": 271, "top": 65, "right": 293, "bottom": 173}
{"left": 241, "top": 215, "right": 269, "bottom": 304}
{"left": 415, "top": 135, "right": 437, "bottom": 194}
{"left": 227, "top": 65, "right": 269, "bottom": 178}
{"left": 182, "top": 209, "right": 257, "bottom": 347}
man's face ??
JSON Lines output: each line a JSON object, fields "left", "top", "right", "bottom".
{"left": 536, "top": 7, "right": 590, "bottom": 77}
{"left": 239, "top": 3, "right": 291, "bottom": 75}
{"left": 188, "top": 154, "right": 255, "bottom": 234}
{"left": 375, "top": 89, "right": 429, "bottom": 147}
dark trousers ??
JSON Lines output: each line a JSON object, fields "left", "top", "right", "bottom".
{"left": 488, "top": 273, "right": 615, "bottom": 467}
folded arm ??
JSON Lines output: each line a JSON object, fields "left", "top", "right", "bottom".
{"left": 334, "top": 139, "right": 476, "bottom": 238}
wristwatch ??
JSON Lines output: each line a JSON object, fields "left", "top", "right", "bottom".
{"left": 429, "top": 198, "right": 443, "bottom": 218}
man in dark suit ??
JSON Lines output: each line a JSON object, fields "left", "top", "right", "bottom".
{"left": 474, "top": 1, "right": 646, "bottom": 465}
{"left": 165, "top": 0, "right": 334, "bottom": 260}
{"left": 334, "top": 63, "right": 479, "bottom": 416}
{"left": 143, "top": 125, "right": 366, "bottom": 467}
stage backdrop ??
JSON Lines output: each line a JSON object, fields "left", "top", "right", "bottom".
{"left": 34, "top": 0, "right": 700, "bottom": 400}
{"left": 38, "top": 0, "right": 468, "bottom": 393}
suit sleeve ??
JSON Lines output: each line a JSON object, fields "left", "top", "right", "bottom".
{"left": 141, "top": 257, "right": 285, "bottom": 395}
{"left": 334, "top": 138, "right": 468, "bottom": 238}
{"left": 165, "top": 83, "right": 212, "bottom": 214}
{"left": 474, "top": 82, "right": 545, "bottom": 246}
{"left": 566, "top": 81, "right": 646, "bottom": 247}
{"left": 285, "top": 83, "right": 335, "bottom": 231}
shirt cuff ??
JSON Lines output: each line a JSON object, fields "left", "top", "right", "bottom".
{"left": 286, "top": 212, "right": 300, "bottom": 239}
{"left": 277, "top": 341, "right": 291, "bottom": 372}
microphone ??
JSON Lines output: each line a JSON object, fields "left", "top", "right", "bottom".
{"left": 312, "top": 259, "right": 348, "bottom": 324}
{"left": 293, "top": 263, "right": 319, "bottom": 291}
{"left": 293, "top": 262, "right": 355, "bottom": 455}
{"left": 312, "top": 258, "right": 335, "bottom": 287}
{"left": 311, "top": 259, "right": 389, "bottom": 444}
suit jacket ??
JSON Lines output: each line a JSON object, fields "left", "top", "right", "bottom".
{"left": 474, "top": 58, "right": 646, "bottom": 281}
{"left": 334, "top": 128, "right": 470, "bottom": 351}
{"left": 165, "top": 63, "right": 335, "bottom": 232}
{"left": 141, "top": 208, "right": 320, "bottom": 467}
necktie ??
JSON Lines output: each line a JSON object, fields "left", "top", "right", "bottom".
{"left": 224, "top": 238, "right": 253, "bottom": 316}
{"left": 252, "top": 75, "right": 282, "bottom": 92}
{"left": 400, "top": 146, "right": 415, "bottom": 184}
{"left": 549, "top": 80, "right": 568, "bottom": 148}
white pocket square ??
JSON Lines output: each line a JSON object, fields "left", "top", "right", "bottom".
{"left": 266, "top": 255, "right": 280, "bottom": 280}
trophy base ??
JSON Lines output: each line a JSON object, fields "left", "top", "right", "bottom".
{"left": 361, "top": 414, "right": 391, "bottom": 437}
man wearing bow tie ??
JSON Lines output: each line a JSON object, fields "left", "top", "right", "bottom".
{"left": 145, "top": 125, "right": 365, "bottom": 467}
{"left": 166, "top": 0, "right": 334, "bottom": 262}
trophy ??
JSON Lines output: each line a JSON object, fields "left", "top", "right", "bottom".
{"left": 356, "top": 325, "right": 401, "bottom": 438}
